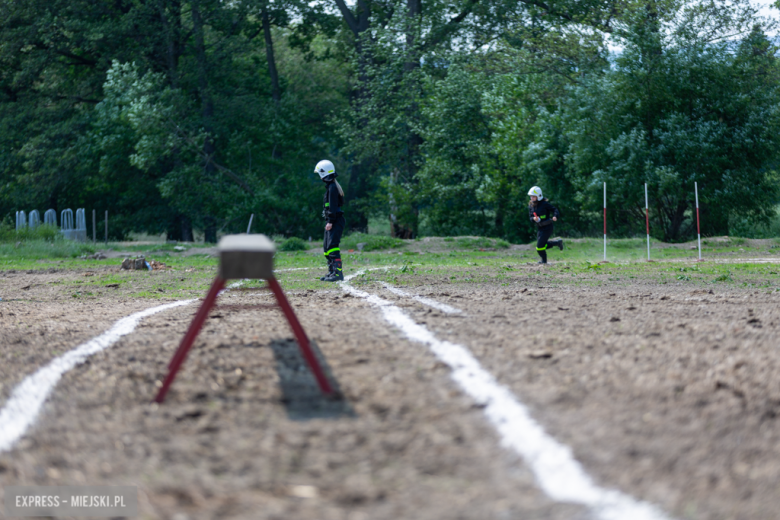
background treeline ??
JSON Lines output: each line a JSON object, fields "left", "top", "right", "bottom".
{"left": 1, "top": 0, "right": 779, "bottom": 243}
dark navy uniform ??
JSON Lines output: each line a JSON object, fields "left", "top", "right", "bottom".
{"left": 529, "top": 199, "right": 562, "bottom": 263}
{"left": 323, "top": 181, "right": 345, "bottom": 279}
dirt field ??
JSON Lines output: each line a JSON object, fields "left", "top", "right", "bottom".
{"left": 1, "top": 260, "right": 780, "bottom": 520}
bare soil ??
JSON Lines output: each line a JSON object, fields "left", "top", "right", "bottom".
{"left": 388, "top": 275, "right": 780, "bottom": 520}
{"left": 0, "top": 271, "right": 582, "bottom": 520}
{"left": 1, "top": 265, "right": 780, "bottom": 519}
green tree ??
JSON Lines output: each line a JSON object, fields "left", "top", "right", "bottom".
{"left": 563, "top": 6, "right": 780, "bottom": 240}
{"left": 0, "top": 0, "right": 350, "bottom": 241}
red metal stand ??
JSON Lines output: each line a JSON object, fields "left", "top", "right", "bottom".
{"left": 168, "top": 277, "right": 225, "bottom": 371}
{"left": 154, "top": 276, "right": 332, "bottom": 403}
{"left": 266, "top": 277, "right": 334, "bottom": 395}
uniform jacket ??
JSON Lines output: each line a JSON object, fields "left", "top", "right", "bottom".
{"left": 529, "top": 199, "right": 560, "bottom": 228}
{"left": 323, "top": 181, "right": 344, "bottom": 223}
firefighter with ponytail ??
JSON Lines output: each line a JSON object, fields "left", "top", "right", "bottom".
{"left": 315, "top": 160, "right": 346, "bottom": 282}
{"left": 528, "top": 186, "right": 563, "bottom": 264}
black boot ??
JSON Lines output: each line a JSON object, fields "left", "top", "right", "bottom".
{"left": 320, "top": 258, "right": 333, "bottom": 281}
{"left": 537, "top": 249, "right": 547, "bottom": 264}
{"left": 549, "top": 239, "right": 564, "bottom": 251}
{"left": 324, "top": 255, "right": 344, "bottom": 281}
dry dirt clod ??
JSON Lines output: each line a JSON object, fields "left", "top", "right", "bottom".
{"left": 288, "top": 485, "right": 319, "bottom": 499}
{"left": 528, "top": 350, "right": 554, "bottom": 359}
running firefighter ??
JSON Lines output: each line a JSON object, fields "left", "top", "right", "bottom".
{"left": 528, "top": 186, "right": 563, "bottom": 264}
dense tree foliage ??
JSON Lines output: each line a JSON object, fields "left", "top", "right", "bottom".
{"left": 1, "top": 0, "right": 777, "bottom": 242}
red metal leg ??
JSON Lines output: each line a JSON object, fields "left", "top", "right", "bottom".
{"left": 154, "top": 277, "right": 225, "bottom": 403}
{"left": 266, "top": 276, "right": 334, "bottom": 395}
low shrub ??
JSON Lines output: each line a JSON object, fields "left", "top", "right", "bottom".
{"left": 455, "top": 237, "right": 510, "bottom": 250}
{"left": 0, "top": 221, "right": 60, "bottom": 243}
{"left": 277, "top": 237, "right": 309, "bottom": 251}
{"left": 342, "top": 233, "right": 406, "bottom": 251}
{"left": 0, "top": 239, "right": 96, "bottom": 259}
{"left": 611, "top": 238, "right": 645, "bottom": 250}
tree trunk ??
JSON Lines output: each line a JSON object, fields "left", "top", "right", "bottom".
{"left": 181, "top": 215, "right": 194, "bottom": 242}
{"left": 495, "top": 198, "right": 504, "bottom": 238}
{"left": 345, "top": 161, "right": 369, "bottom": 232}
{"left": 191, "top": 0, "right": 214, "bottom": 148}
{"left": 397, "top": 0, "right": 423, "bottom": 236}
{"left": 191, "top": 0, "right": 219, "bottom": 235}
{"left": 261, "top": 4, "right": 281, "bottom": 106}
{"left": 166, "top": 218, "right": 181, "bottom": 241}
{"left": 334, "top": 0, "right": 373, "bottom": 232}
{"left": 204, "top": 216, "right": 217, "bottom": 243}
{"left": 261, "top": 3, "right": 282, "bottom": 160}
{"left": 665, "top": 201, "right": 688, "bottom": 242}
{"left": 159, "top": 0, "right": 181, "bottom": 89}
{"left": 167, "top": 214, "right": 193, "bottom": 242}
{"left": 159, "top": 0, "right": 194, "bottom": 240}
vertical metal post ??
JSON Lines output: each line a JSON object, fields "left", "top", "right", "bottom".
{"left": 645, "top": 183, "right": 650, "bottom": 261}
{"left": 104, "top": 210, "right": 108, "bottom": 244}
{"left": 92, "top": 209, "right": 96, "bottom": 243}
{"left": 247, "top": 214, "right": 254, "bottom": 234}
{"left": 603, "top": 182, "right": 607, "bottom": 261}
{"left": 695, "top": 182, "right": 702, "bottom": 261}
{"left": 155, "top": 277, "right": 226, "bottom": 403}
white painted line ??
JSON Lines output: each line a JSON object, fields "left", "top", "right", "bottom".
{"left": 381, "top": 282, "right": 462, "bottom": 314}
{"left": 0, "top": 300, "right": 194, "bottom": 453}
{"left": 708, "top": 258, "right": 780, "bottom": 264}
{"left": 220, "top": 280, "right": 247, "bottom": 293}
{"left": 343, "top": 271, "right": 672, "bottom": 520}
{"left": 0, "top": 272, "right": 299, "bottom": 454}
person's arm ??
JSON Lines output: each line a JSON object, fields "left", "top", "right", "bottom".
{"left": 324, "top": 185, "right": 334, "bottom": 223}
{"left": 534, "top": 202, "right": 553, "bottom": 226}
{"left": 325, "top": 185, "right": 339, "bottom": 229}
{"left": 553, "top": 204, "right": 559, "bottom": 222}
{"left": 529, "top": 206, "right": 539, "bottom": 223}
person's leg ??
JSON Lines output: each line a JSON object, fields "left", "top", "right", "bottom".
{"left": 321, "top": 228, "right": 334, "bottom": 280}
{"left": 548, "top": 235, "right": 564, "bottom": 251}
{"left": 320, "top": 257, "right": 333, "bottom": 281}
{"left": 324, "top": 216, "right": 345, "bottom": 281}
{"left": 536, "top": 228, "right": 550, "bottom": 263}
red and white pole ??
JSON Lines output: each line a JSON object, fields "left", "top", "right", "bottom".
{"left": 603, "top": 182, "right": 607, "bottom": 261}
{"left": 645, "top": 183, "right": 650, "bottom": 261}
{"left": 695, "top": 181, "right": 702, "bottom": 261}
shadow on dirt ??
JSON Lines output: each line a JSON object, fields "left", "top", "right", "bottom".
{"left": 269, "top": 338, "right": 354, "bottom": 421}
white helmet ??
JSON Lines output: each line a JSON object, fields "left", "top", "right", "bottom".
{"left": 528, "top": 186, "right": 543, "bottom": 199}
{"left": 314, "top": 159, "right": 336, "bottom": 179}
